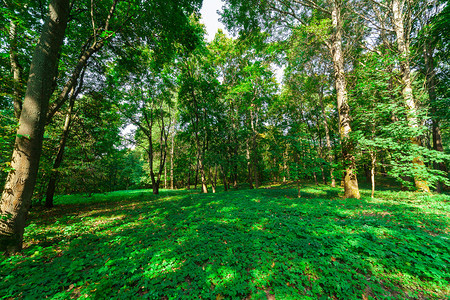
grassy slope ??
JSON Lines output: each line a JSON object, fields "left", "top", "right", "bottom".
{"left": 0, "top": 186, "right": 449, "bottom": 299}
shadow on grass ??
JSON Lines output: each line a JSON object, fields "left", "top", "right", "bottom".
{"left": 0, "top": 188, "right": 449, "bottom": 299}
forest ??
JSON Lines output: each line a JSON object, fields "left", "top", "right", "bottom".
{"left": 0, "top": 0, "right": 449, "bottom": 298}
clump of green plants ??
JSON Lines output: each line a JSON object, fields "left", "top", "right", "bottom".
{"left": 0, "top": 186, "right": 449, "bottom": 299}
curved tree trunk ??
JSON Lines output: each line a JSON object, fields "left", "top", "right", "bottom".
{"left": 0, "top": 0, "right": 70, "bottom": 255}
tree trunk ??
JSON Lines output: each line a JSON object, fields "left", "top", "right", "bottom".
{"left": 392, "top": 0, "right": 430, "bottom": 193}
{"left": 151, "top": 179, "right": 160, "bottom": 195}
{"left": 233, "top": 147, "right": 238, "bottom": 188}
{"left": 199, "top": 160, "right": 208, "bottom": 193}
{"left": 164, "top": 163, "right": 167, "bottom": 189}
{"left": 319, "top": 86, "right": 335, "bottom": 187}
{"left": 331, "top": 0, "right": 360, "bottom": 198}
{"left": 371, "top": 151, "right": 376, "bottom": 198}
{"left": 246, "top": 138, "right": 254, "bottom": 189}
{"left": 250, "top": 106, "right": 259, "bottom": 188}
{"left": 170, "top": 133, "right": 174, "bottom": 189}
{"left": 45, "top": 90, "right": 76, "bottom": 208}
{"left": 221, "top": 165, "right": 228, "bottom": 191}
{"left": 0, "top": 0, "right": 70, "bottom": 255}
{"left": 213, "top": 165, "right": 218, "bottom": 191}
{"left": 209, "top": 166, "right": 217, "bottom": 194}
{"left": 187, "top": 161, "right": 191, "bottom": 190}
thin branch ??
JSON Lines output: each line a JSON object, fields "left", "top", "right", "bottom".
{"left": 90, "top": 0, "right": 97, "bottom": 43}
{"left": 104, "top": 0, "right": 119, "bottom": 33}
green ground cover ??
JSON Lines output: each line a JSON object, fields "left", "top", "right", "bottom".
{"left": 1, "top": 186, "right": 449, "bottom": 299}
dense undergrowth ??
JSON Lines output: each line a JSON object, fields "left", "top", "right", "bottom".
{"left": 0, "top": 185, "right": 449, "bottom": 299}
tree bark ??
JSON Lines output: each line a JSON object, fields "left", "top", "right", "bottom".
{"left": 170, "top": 133, "right": 174, "bottom": 189}
{"left": 0, "top": 0, "right": 70, "bottom": 255}
{"left": 221, "top": 165, "right": 228, "bottom": 191}
{"left": 208, "top": 166, "right": 217, "bottom": 193}
{"left": 391, "top": 0, "right": 430, "bottom": 193}
{"left": 371, "top": 151, "right": 376, "bottom": 198}
{"left": 45, "top": 90, "right": 76, "bottom": 208}
{"left": 246, "top": 138, "right": 254, "bottom": 189}
{"left": 318, "top": 86, "right": 336, "bottom": 187}
{"left": 250, "top": 105, "right": 259, "bottom": 188}
{"left": 194, "top": 159, "right": 198, "bottom": 189}
{"left": 164, "top": 163, "right": 167, "bottom": 189}
{"left": 330, "top": 0, "right": 360, "bottom": 198}
{"left": 187, "top": 160, "right": 191, "bottom": 190}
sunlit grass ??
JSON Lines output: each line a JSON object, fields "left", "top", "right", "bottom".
{"left": 1, "top": 185, "right": 449, "bottom": 299}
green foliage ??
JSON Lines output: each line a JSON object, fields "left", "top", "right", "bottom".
{"left": 1, "top": 187, "right": 449, "bottom": 299}
{"left": 0, "top": 109, "right": 16, "bottom": 185}
{"left": 351, "top": 51, "right": 450, "bottom": 190}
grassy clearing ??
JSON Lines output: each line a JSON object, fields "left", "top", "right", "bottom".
{"left": 1, "top": 185, "right": 449, "bottom": 299}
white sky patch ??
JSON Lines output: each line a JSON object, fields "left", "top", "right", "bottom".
{"left": 120, "top": 124, "right": 137, "bottom": 149}
{"left": 200, "top": 0, "right": 229, "bottom": 41}
{"left": 200, "top": 1, "right": 285, "bottom": 85}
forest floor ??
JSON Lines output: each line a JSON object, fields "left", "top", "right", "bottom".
{"left": 1, "top": 184, "right": 449, "bottom": 299}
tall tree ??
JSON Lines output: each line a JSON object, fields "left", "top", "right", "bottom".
{"left": 178, "top": 34, "right": 222, "bottom": 193}
{"left": 109, "top": 56, "right": 176, "bottom": 195}
{"left": 0, "top": 0, "right": 70, "bottom": 254}
{"left": 222, "top": 0, "right": 362, "bottom": 198}
{"left": 415, "top": 3, "right": 449, "bottom": 192}
{"left": 390, "top": 0, "right": 431, "bottom": 192}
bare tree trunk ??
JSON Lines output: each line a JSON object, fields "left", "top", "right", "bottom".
{"left": 331, "top": 0, "right": 360, "bottom": 198}
{"left": 45, "top": 88, "right": 77, "bottom": 208}
{"left": 246, "top": 138, "right": 254, "bottom": 189}
{"left": 250, "top": 107, "right": 259, "bottom": 188}
{"left": 371, "top": 151, "right": 376, "bottom": 198}
{"left": 221, "top": 165, "right": 228, "bottom": 191}
{"left": 199, "top": 160, "right": 208, "bottom": 193}
{"left": 233, "top": 147, "right": 238, "bottom": 188}
{"left": 0, "top": 0, "right": 70, "bottom": 255}
{"left": 194, "top": 158, "right": 199, "bottom": 189}
{"left": 164, "top": 163, "right": 167, "bottom": 189}
{"left": 213, "top": 165, "right": 218, "bottom": 191}
{"left": 392, "top": 0, "right": 430, "bottom": 193}
{"left": 187, "top": 160, "right": 191, "bottom": 190}
{"left": 170, "top": 133, "right": 174, "bottom": 189}
{"left": 208, "top": 166, "right": 217, "bottom": 193}
{"left": 319, "top": 87, "right": 335, "bottom": 187}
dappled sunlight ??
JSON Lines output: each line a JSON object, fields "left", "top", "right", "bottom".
{"left": 1, "top": 187, "right": 449, "bottom": 299}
